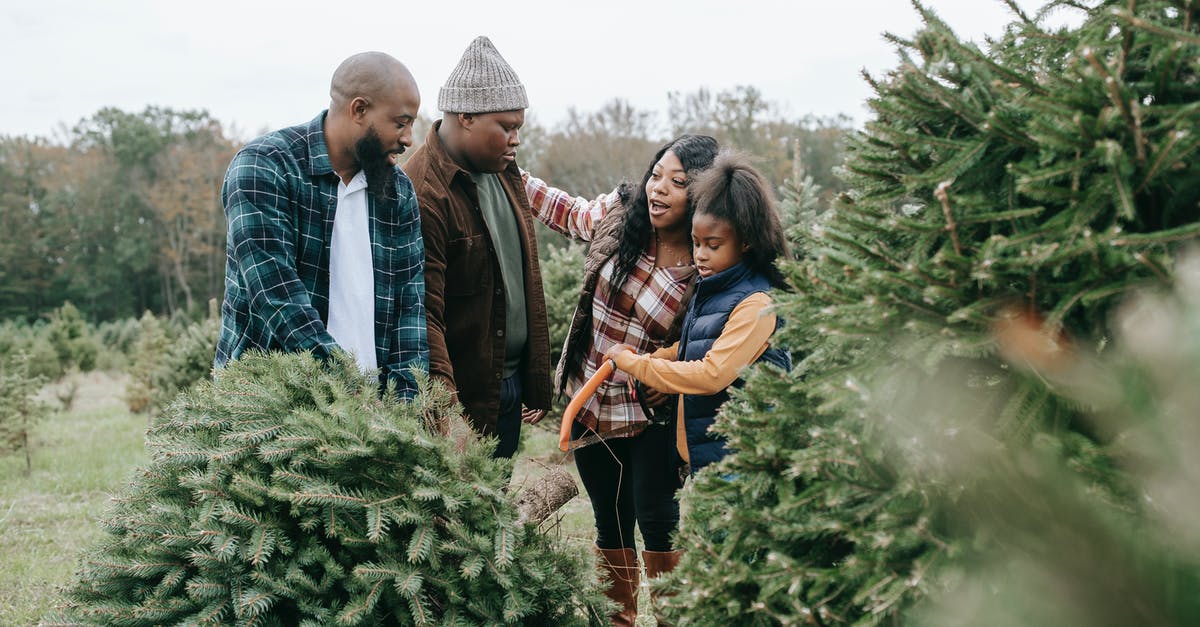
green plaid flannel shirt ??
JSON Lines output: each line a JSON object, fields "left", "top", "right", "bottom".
{"left": 215, "top": 111, "right": 428, "bottom": 397}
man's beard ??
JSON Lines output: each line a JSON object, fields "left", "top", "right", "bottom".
{"left": 354, "top": 126, "right": 400, "bottom": 205}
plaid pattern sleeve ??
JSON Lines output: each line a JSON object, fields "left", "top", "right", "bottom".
{"left": 569, "top": 253, "right": 695, "bottom": 438}
{"left": 215, "top": 130, "right": 339, "bottom": 367}
{"left": 521, "top": 169, "right": 618, "bottom": 242}
{"left": 216, "top": 113, "right": 429, "bottom": 400}
{"left": 379, "top": 175, "right": 429, "bottom": 399}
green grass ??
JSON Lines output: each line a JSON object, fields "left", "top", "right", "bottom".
{"left": 0, "top": 373, "right": 661, "bottom": 625}
{"left": 0, "top": 372, "right": 149, "bottom": 625}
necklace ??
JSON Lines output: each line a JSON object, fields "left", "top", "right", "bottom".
{"left": 654, "top": 230, "right": 690, "bottom": 268}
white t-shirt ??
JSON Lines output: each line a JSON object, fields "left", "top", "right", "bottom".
{"left": 326, "top": 171, "right": 377, "bottom": 373}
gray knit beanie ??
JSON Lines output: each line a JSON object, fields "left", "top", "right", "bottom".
{"left": 438, "top": 36, "right": 529, "bottom": 113}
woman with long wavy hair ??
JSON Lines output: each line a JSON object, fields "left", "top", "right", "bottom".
{"left": 523, "top": 134, "right": 719, "bottom": 625}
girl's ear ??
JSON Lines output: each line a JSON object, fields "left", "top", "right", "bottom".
{"left": 741, "top": 242, "right": 751, "bottom": 253}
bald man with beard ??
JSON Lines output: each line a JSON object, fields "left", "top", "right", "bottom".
{"left": 215, "top": 51, "right": 429, "bottom": 398}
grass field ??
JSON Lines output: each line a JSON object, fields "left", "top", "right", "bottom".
{"left": 0, "top": 372, "right": 149, "bottom": 624}
{"left": 0, "top": 371, "right": 659, "bottom": 625}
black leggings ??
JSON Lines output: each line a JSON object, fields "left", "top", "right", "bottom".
{"left": 572, "top": 422, "right": 682, "bottom": 552}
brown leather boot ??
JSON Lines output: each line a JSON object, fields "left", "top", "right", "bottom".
{"left": 595, "top": 546, "right": 639, "bottom": 626}
{"left": 642, "top": 550, "right": 683, "bottom": 625}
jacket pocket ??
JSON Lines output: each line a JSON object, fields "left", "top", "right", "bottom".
{"left": 444, "top": 234, "right": 487, "bottom": 296}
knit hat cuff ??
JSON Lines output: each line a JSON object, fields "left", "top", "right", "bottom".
{"left": 438, "top": 84, "right": 529, "bottom": 114}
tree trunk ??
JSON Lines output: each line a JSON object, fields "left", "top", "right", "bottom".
{"left": 514, "top": 466, "right": 579, "bottom": 526}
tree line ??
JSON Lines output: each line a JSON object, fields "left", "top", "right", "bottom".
{"left": 0, "top": 86, "right": 850, "bottom": 323}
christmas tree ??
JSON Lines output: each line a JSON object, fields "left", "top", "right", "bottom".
{"left": 662, "top": 0, "right": 1199, "bottom": 624}
{"left": 46, "top": 351, "right": 607, "bottom": 625}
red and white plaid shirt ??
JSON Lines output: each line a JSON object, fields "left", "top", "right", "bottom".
{"left": 524, "top": 172, "right": 695, "bottom": 439}
{"left": 574, "top": 256, "right": 693, "bottom": 438}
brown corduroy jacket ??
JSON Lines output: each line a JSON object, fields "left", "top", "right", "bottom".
{"left": 403, "top": 121, "right": 552, "bottom": 436}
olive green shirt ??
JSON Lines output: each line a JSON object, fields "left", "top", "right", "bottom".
{"left": 471, "top": 172, "right": 527, "bottom": 377}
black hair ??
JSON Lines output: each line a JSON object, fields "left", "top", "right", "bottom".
{"left": 690, "top": 150, "right": 791, "bottom": 289}
{"left": 608, "top": 134, "right": 720, "bottom": 299}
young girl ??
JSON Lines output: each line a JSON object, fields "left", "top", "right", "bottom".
{"left": 605, "top": 150, "right": 791, "bottom": 473}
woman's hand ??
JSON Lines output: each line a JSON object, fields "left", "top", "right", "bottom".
{"left": 602, "top": 343, "right": 636, "bottom": 364}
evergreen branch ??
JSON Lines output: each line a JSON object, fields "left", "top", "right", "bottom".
{"left": 395, "top": 570, "right": 424, "bottom": 598}
{"left": 292, "top": 491, "right": 368, "bottom": 506}
{"left": 1110, "top": 220, "right": 1200, "bottom": 245}
{"left": 335, "top": 580, "right": 382, "bottom": 626}
{"left": 1111, "top": 9, "right": 1200, "bottom": 45}
{"left": 955, "top": 206, "right": 1044, "bottom": 224}
{"left": 1110, "top": 166, "right": 1135, "bottom": 220}
{"left": 934, "top": 180, "right": 963, "bottom": 259}
{"left": 1136, "top": 129, "right": 1193, "bottom": 194}
{"left": 1082, "top": 48, "right": 1139, "bottom": 153}
{"left": 1001, "top": 0, "right": 1036, "bottom": 26}
{"left": 1132, "top": 252, "right": 1170, "bottom": 282}
{"left": 407, "top": 526, "right": 434, "bottom": 563}
{"left": 248, "top": 528, "right": 275, "bottom": 567}
{"left": 235, "top": 588, "right": 275, "bottom": 619}
{"left": 494, "top": 525, "right": 517, "bottom": 568}
{"left": 1129, "top": 98, "right": 1148, "bottom": 164}
{"left": 194, "top": 599, "right": 229, "bottom": 625}
{"left": 220, "top": 422, "right": 285, "bottom": 445}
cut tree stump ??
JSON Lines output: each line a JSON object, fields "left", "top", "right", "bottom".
{"left": 515, "top": 466, "right": 579, "bottom": 526}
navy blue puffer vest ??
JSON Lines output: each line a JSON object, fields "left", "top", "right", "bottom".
{"left": 676, "top": 262, "right": 790, "bottom": 472}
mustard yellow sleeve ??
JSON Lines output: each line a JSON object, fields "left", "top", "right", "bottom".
{"left": 611, "top": 293, "right": 777, "bottom": 395}
{"left": 649, "top": 342, "right": 678, "bottom": 360}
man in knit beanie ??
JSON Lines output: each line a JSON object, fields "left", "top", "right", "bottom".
{"left": 403, "top": 36, "right": 551, "bottom": 460}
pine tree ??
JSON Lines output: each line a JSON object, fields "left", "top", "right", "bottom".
{"left": 149, "top": 307, "right": 219, "bottom": 414}
{"left": 0, "top": 351, "right": 51, "bottom": 475}
{"left": 125, "top": 311, "right": 169, "bottom": 414}
{"left": 906, "top": 254, "right": 1200, "bottom": 625}
{"left": 539, "top": 242, "right": 586, "bottom": 369}
{"left": 46, "top": 351, "right": 608, "bottom": 625}
{"left": 662, "top": 0, "right": 1200, "bottom": 624}
{"left": 45, "top": 301, "right": 99, "bottom": 375}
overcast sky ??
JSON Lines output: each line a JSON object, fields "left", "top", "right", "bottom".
{"left": 3, "top": 0, "right": 1058, "bottom": 141}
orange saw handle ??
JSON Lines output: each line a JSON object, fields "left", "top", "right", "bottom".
{"left": 558, "top": 359, "right": 615, "bottom": 451}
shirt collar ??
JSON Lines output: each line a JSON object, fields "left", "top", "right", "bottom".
{"left": 305, "top": 111, "right": 335, "bottom": 178}
{"left": 340, "top": 170, "right": 368, "bottom": 196}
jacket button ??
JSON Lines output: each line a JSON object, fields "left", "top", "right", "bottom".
{"left": 495, "top": 288, "right": 503, "bottom": 295}
{"left": 495, "top": 372, "right": 502, "bottom": 380}
{"left": 496, "top": 329, "right": 504, "bottom": 337}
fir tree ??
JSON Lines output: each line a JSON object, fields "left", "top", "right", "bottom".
{"left": 45, "top": 301, "right": 99, "bottom": 375}
{"left": 47, "top": 352, "right": 607, "bottom": 625}
{"left": 662, "top": 0, "right": 1200, "bottom": 624}
{"left": 124, "top": 311, "right": 169, "bottom": 414}
{"left": 0, "top": 351, "right": 51, "bottom": 475}
{"left": 539, "top": 242, "right": 587, "bottom": 370}
{"left": 149, "top": 307, "right": 219, "bottom": 414}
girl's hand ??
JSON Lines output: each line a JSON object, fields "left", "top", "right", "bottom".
{"left": 521, "top": 408, "right": 546, "bottom": 424}
{"left": 603, "top": 344, "right": 635, "bottom": 364}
